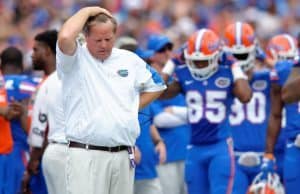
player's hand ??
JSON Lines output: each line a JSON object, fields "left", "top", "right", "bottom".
{"left": 3, "top": 105, "right": 21, "bottom": 120}
{"left": 9, "top": 100, "right": 27, "bottom": 116}
{"left": 21, "top": 171, "right": 32, "bottom": 194}
{"left": 134, "top": 146, "right": 142, "bottom": 164}
{"left": 260, "top": 153, "right": 276, "bottom": 179}
{"left": 27, "top": 159, "right": 40, "bottom": 175}
{"left": 155, "top": 140, "right": 166, "bottom": 164}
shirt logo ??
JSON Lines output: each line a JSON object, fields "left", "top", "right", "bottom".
{"left": 252, "top": 80, "right": 267, "bottom": 91}
{"left": 117, "top": 69, "right": 129, "bottom": 77}
{"left": 184, "top": 80, "right": 194, "bottom": 85}
{"left": 215, "top": 77, "right": 230, "bottom": 88}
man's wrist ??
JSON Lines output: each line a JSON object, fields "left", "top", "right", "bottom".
{"left": 154, "top": 139, "right": 164, "bottom": 146}
{"left": 162, "top": 60, "right": 175, "bottom": 76}
{"left": 231, "top": 63, "right": 248, "bottom": 81}
{"left": 264, "top": 153, "right": 275, "bottom": 160}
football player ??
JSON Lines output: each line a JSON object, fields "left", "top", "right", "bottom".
{"left": 160, "top": 28, "right": 252, "bottom": 194}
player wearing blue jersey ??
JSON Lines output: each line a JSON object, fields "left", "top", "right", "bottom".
{"left": 2, "top": 74, "right": 36, "bottom": 194}
{"left": 281, "top": 59, "right": 300, "bottom": 103}
{"left": 223, "top": 22, "right": 285, "bottom": 194}
{"left": 160, "top": 28, "right": 252, "bottom": 194}
{"left": 264, "top": 34, "right": 300, "bottom": 194}
{"left": 0, "top": 47, "right": 26, "bottom": 194}
{"left": 147, "top": 34, "right": 190, "bottom": 194}
{"left": 4, "top": 75, "right": 36, "bottom": 194}
{"left": 135, "top": 105, "right": 166, "bottom": 194}
{"left": 0, "top": 46, "right": 36, "bottom": 194}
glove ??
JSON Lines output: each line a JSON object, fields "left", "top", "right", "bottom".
{"left": 260, "top": 153, "right": 276, "bottom": 179}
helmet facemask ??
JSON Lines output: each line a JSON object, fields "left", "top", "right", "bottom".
{"left": 224, "top": 44, "right": 256, "bottom": 72}
{"left": 185, "top": 49, "right": 219, "bottom": 81}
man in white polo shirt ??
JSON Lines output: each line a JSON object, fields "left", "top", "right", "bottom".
{"left": 57, "top": 6, "right": 166, "bottom": 194}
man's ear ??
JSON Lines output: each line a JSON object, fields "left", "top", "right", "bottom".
{"left": 45, "top": 46, "right": 53, "bottom": 56}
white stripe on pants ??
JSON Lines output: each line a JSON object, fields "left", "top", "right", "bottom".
{"left": 66, "top": 147, "right": 134, "bottom": 194}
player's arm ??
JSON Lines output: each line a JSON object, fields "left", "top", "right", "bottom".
{"left": 153, "top": 106, "right": 188, "bottom": 128}
{"left": 232, "top": 63, "right": 252, "bottom": 103}
{"left": 58, "top": 6, "right": 111, "bottom": 55}
{"left": 150, "top": 124, "right": 166, "bottom": 164}
{"left": 282, "top": 76, "right": 300, "bottom": 103}
{"left": 139, "top": 91, "right": 164, "bottom": 110}
{"left": 9, "top": 99, "right": 30, "bottom": 132}
{"left": 265, "top": 83, "right": 283, "bottom": 154}
{"left": 159, "top": 59, "right": 182, "bottom": 99}
{"left": 159, "top": 81, "right": 182, "bottom": 99}
{"left": 0, "top": 105, "right": 23, "bottom": 121}
{"left": 26, "top": 83, "right": 48, "bottom": 174}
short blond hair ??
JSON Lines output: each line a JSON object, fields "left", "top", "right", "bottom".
{"left": 83, "top": 13, "right": 117, "bottom": 35}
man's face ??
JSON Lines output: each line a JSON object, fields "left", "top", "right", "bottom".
{"left": 85, "top": 21, "right": 116, "bottom": 61}
{"left": 151, "top": 44, "right": 173, "bottom": 67}
{"left": 32, "top": 41, "right": 47, "bottom": 71}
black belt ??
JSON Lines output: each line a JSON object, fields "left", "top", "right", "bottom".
{"left": 68, "top": 141, "right": 128, "bottom": 152}
{"left": 49, "top": 140, "right": 68, "bottom": 145}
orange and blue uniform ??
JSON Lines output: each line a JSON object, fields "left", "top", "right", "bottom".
{"left": 0, "top": 71, "right": 13, "bottom": 193}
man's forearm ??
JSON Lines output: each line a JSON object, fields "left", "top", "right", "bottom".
{"left": 282, "top": 77, "right": 300, "bottom": 103}
{"left": 58, "top": 7, "right": 111, "bottom": 55}
{"left": 265, "top": 83, "right": 283, "bottom": 154}
{"left": 59, "top": 8, "right": 91, "bottom": 41}
{"left": 139, "top": 91, "right": 163, "bottom": 110}
{"left": 265, "top": 115, "right": 281, "bottom": 154}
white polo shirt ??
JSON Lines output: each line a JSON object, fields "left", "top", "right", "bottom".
{"left": 28, "top": 72, "right": 66, "bottom": 147}
{"left": 56, "top": 43, "right": 166, "bottom": 146}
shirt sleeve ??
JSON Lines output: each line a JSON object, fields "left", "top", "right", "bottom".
{"left": 56, "top": 41, "right": 80, "bottom": 78}
{"left": 135, "top": 60, "right": 166, "bottom": 92}
{"left": 153, "top": 111, "right": 188, "bottom": 128}
{"left": 27, "top": 81, "right": 48, "bottom": 148}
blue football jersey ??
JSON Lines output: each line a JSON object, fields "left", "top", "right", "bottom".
{"left": 230, "top": 70, "right": 271, "bottom": 152}
{"left": 175, "top": 65, "right": 235, "bottom": 144}
{"left": 4, "top": 75, "right": 37, "bottom": 149}
{"left": 275, "top": 61, "right": 300, "bottom": 140}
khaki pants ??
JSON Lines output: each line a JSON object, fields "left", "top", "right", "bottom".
{"left": 66, "top": 147, "right": 134, "bottom": 194}
{"left": 134, "top": 178, "right": 163, "bottom": 194}
{"left": 42, "top": 143, "right": 68, "bottom": 194}
{"left": 156, "top": 161, "right": 187, "bottom": 194}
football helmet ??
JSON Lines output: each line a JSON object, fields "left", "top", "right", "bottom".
{"left": 184, "top": 28, "right": 221, "bottom": 81}
{"left": 266, "top": 34, "right": 299, "bottom": 62}
{"left": 224, "top": 21, "right": 257, "bottom": 71}
{"left": 247, "top": 172, "right": 285, "bottom": 194}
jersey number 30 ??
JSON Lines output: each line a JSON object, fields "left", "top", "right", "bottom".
{"left": 229, "top": 92, "right": 266, "bottom": 125}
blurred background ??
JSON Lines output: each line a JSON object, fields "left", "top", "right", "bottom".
{"left": 0, "top": 0, "right": 299, "bottom": 71}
